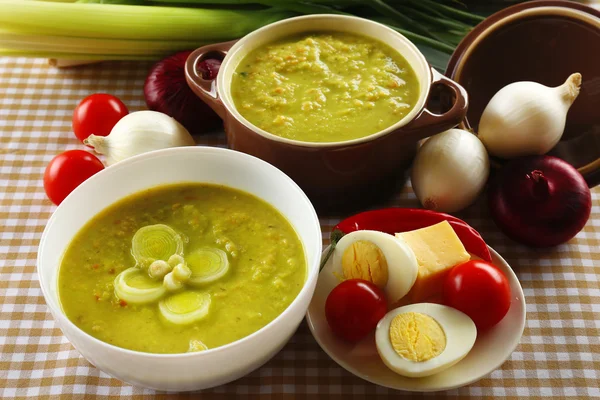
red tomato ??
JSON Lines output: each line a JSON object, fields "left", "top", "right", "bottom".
{"left": 325, "top": 279, "right": 387, "bottom": 343}
{"left": 44, "top": 150, "right": 105, "bottom": 205}
{"left": 72, "top": 93, "right": 128, "bottom": 143}
{"left": 442, "top": 260, "right": 511, "bottom": 331}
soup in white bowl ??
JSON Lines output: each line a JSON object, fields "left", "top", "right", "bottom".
{"left": 37, "top": 146, "right": 322, "bottom": 391}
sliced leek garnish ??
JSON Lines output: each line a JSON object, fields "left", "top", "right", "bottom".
{"left": 148, "top": 259, "right": 172, "bottom": 280}
{"left": 159, "top": 291, "right": 211, "bottom": 325}
{"left": 173, "top": 263, "right": 192, "bottom": 282}
{"left": 188, "top": 339, "right": 208, "bottom": 352}
{"left": 163, "top": 271, "right": 184, "bottom": 292}
{"left": 114, "top": 267, "right": 166, "bottom": 304}
{"left": 168, "top": 254, "right": 185, "bottom": 267}
{"left": 186, "top": 248, "right": 230, "bottom": 286}
{"left": 131, "top": 224, "right": 183, "bottom": 263}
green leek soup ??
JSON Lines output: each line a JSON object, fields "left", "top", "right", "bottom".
{"left": 231, "top": 32, "right": 420, "bottom": 143}
{"left": 58, "top": 183, "right": 306, "bottom": 354}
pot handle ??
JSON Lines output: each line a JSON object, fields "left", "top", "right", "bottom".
{"left": 185, "top": 40, "right": 237, "bottom": 120}
{"left": 402, "top": 67, "right": 468, "bottom": 140}
{"left": 582, "top": 165, "right": 600, "bottom": 188}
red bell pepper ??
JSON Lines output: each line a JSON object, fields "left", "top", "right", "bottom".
{"left": 322, "top": 208, "right": 492, "bottom": 270}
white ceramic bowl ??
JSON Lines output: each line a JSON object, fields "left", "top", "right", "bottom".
{"left": 37, "top": 147, "right": 322, "bottom": 391}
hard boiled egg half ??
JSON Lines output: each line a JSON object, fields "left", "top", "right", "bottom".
{"left": 332, "top": 230, "right": 418, "bottom": 304}
{"left": 375, "top": 303, "right": 477, "bottom": 378}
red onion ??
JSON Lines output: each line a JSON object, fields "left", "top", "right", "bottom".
{"left": 197, "top": 59, "right": 221, "bottom": 80}
{"left": 488, "top": 155, "right": 592, "bottom": 247}
{"left": 144, "top": 51, "right": 222, "bottom": 135}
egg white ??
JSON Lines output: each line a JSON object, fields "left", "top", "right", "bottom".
{"left": 332, "top": 230, "right": 419, "bottom": 304}
{"left": 375, "top": 303, "right": 477, "bottom": 378}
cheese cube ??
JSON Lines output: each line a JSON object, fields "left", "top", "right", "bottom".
{"left": 395, "top": 221, "right": 470, "bottom": 303}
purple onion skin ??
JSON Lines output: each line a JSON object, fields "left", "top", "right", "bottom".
{"left": 144, "top": 51, "right": 222, "bottom": 135}
{"left": 488, "top": 155, "right": 592, "bottom": 247}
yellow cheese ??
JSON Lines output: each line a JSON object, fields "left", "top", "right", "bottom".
{"left": 395, "top": 221, "right": 470, "bottom": 303}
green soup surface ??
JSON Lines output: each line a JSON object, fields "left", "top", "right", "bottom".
{"left": 58, "top": 183, "right": 306, "bottom": 354}
{"left": 231, "top": 32, "right": 420, "bottom": 143}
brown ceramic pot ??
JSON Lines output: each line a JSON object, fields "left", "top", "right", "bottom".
{"left": 186, "top": 15, "right": 468, "bottom": 209}
{"left": 446, "top": 0, "right": 600, "bottom": 187}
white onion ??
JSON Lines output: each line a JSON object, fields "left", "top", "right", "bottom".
{"left": 84, "top": 110, "right": 195, "bottom": 165}
{"left": 411, "top": 129, "right": 490, "bottom": 213}
{"left": 478, "top": 73, "right": 581, "bottom": 158}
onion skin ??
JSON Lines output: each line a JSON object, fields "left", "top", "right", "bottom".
{"left": 488, "top": 156, "right": 591, "bottom": 247}
{"left": 144, "top": 51, "right": 222, "bottom": 135}
{"left": 197, "top": 59, "right": 221, "bottom": 80}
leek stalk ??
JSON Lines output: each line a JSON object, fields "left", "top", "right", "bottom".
{"left": 0, "top": 1, "right": 291, "bottom": 40}
{"left": 0, "top": 31, "right": 207, "bottom": 56}
{"left": 0, "top": 0, "right": 488, "bottom": 61}
{"left": 0, "top": 49, "right": 157, "bottom": 60}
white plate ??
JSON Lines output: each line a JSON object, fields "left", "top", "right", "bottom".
{"left": 306, "top": 245, "right": 526, "bottom": 392}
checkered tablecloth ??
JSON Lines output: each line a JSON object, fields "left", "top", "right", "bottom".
{"left": 0, "top": 57, "right": 599, "bottom": 399}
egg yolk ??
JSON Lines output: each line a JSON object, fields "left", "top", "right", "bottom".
{"left": 341, "top": 240, "right": 389, "bottom": 288}
{"left": 389, "top": 312, "right": 446, "bottom": 362}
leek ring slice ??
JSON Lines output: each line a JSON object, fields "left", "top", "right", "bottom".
{"left": 114, "top": 267, "right": 166, "bottom": 304}
{"left": 163, "top": 271, "right": 184, "bottom": 292}
{"left": 186, "top": 248, "right": 229, "bottom": 286}
{"left": 131, "top": 224, "right": 183, "bottom": 263}
{"left": 159, "top": 291, "right": 211, "bottom": 325}
{"left": 173, "top": 263, "right": 192, "bottom": 282}
{"left": 188, "top": 339, "right": 208, "bottom": 352}
{"left": 168, "top": 254, "right": 185, "bottom": 267}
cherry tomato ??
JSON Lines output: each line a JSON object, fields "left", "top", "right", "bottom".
{"left": 72, "top": 93, "right": 128, "bottom": 143}
{"left": 325, "top": 279, "right": 387, "bottom": 343}
{"left": 44, "top": 150, "right": 105, "bottom": 205}
{"left": 442, "top": 260, "right": 511, "bottom": 331}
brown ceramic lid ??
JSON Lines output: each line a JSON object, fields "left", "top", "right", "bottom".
{"left": 446, "top": 0, "right": 600, "bottom": 186}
